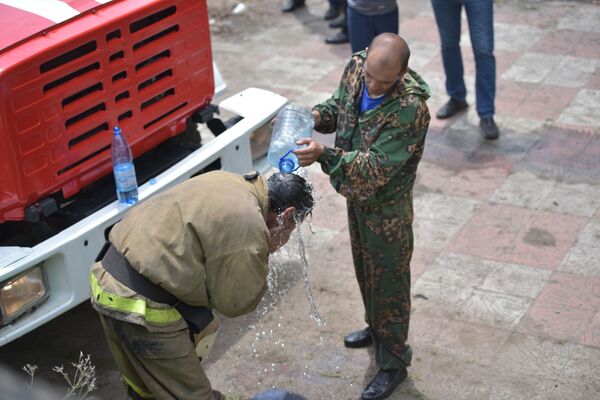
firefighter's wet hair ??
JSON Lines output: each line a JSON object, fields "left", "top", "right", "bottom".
{"left": 267, "top": 173, "right": 314, "bottom": 221}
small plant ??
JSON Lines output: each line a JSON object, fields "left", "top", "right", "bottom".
{"left": 23, "top": 352, "right": 97, "bottom": 399}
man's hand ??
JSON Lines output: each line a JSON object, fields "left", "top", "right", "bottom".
{"left": 295, "top": 138, "right": 325, "bottom": 167}
{"left": 312, "top": 110, "right": 321, "bottom": 127}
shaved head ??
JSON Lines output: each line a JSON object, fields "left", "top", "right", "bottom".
{"left": 367, "top": 33, "right": 411, "bottom": 76}
{"left": 362, "top": 33, "right": 411, "bottom": 97}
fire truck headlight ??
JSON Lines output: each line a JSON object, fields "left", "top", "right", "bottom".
{"left": 1, "top": 266, "right": 48, "bottom": 325}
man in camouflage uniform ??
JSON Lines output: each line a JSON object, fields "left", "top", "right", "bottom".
{"left": 295, "top": 33, "right": 431, "bottom": 400}
{"left": 90, "top": 171, "right": 313, "bottom": 400}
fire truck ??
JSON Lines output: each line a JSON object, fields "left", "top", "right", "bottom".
{"left": 0, "top": 0, "right": 285, "bottom": 346}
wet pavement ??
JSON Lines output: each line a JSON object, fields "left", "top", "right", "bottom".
{"left": 1, "top": 0, "right": 599, "bottom": 399}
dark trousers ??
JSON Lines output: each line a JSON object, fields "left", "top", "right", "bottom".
{"left": 431, "top": 0, "right": 496, "bottom": 117}
{"left": 347, "top": 6, "right": 399, "bottom": 53}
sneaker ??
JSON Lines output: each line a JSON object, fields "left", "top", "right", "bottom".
{"left": 436, "top": 98, "right": 468, "bottom": 119}
{"left": 479, "top": 117, "right": 499, "bottom": 140}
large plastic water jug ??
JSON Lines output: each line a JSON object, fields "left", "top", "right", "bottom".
{"left": 267, "top": 105, "right": 314, "bottom": 173}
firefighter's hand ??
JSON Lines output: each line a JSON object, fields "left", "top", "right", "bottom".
{"left": 295, "top": 138, "right": 325, "bottom": 167}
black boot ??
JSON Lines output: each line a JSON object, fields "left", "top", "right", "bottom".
{"left": 436, "top": 98, "right": 468, "bottom": 119}
{"left": 329, "top": 14, "right": 346, "bottom": 28}
{"left": 343, "top": 327, "right": 372, "bottom": 348}
{"left": 281, "top": 0, "right": 305, "bottom": 13}
{"left": 324, "top": 5, "right": 341, "bottom": 20}
{"left": 325, "top": 28, "right": 349, "bottom": 44}
{"left": 479, "top": 116, "right": 500, "bottom": 140}
{"left": 361, "top": 368, "right": 408, "bottom": 400}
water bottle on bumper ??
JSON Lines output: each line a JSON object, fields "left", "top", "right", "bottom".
{"left": 111, "top": 126, "right": 139, "bottom": 205}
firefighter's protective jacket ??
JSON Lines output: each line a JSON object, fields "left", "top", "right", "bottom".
{"left": 90, "top": 171, "right": 270, "bottom": 331}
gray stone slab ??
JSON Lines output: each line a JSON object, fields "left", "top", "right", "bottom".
{"left": 462, "top": 289, "right": 532, "bottom": 330}
{"left": 481, "top": 260, "right": 551, "bottom": 299}
{"left": 494, "top": 22, "right": 546, "bottom": 52}
{"left": 495, "top": 333, "right": 600, "bottom": 388}
{"left": 255, "top": 55, "right": 338, "bottom": 91}
{"left": 544, "top": 57, "right": 599, "bottom": 88}
{"left": 413, "top": 218, "right": 465, "bottom": 251}
{"left": 414, "top": 192, "right": 481, "bottom": 224}
{"left": 501, "top": 52, "right": 564, "bottom": 84}
{"left": 557, "top": 4, "right": 600, "bottom": 33}
{"left": 559, "top": 89, "right": 600, "bottom": 127}
{"left": 406, "top": 41, "right": 439, "bottom": 71}
{"left": 491, "top": 170, "right": 556, "bottom": 209}
{"left": 560, "top": 220, "right": 600, "bottom": 278}
{"left": 541, "top": 181, "right": 600, "bottom": 217}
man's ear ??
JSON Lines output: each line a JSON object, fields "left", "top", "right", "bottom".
{"left": 281, "top": 206, "right": 296, "bottom": 222}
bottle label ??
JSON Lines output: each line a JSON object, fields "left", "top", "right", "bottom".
{"left": 114, "top": 163, "right": 137, "bottom": 191}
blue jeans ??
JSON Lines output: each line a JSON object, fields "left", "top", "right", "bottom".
{"left": 347, "top": 6, "right": 399, "bottom": 53}
{"left": 431, "top": 0, "right": 496, "bottom": 117}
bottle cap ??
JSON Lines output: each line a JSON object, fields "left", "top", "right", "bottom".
{"left": 279, "top": 158, "right": 295, "bottom": 174}
{"left": 113, "top": 126, "right": 122, "bottom": 135}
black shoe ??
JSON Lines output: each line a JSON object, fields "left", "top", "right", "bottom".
{"left": 344, "top": 327, "right": 372, "bottom": 348}
{"left": 479, "top": 117, "right": 499, "bottom": 140}
{"left": 323, "top": 5, "right": 341, "bottom": 20}
{"left": 329, "top": 14, "right": 346, "bottom": 28}
{"left": 436, "top": 98, "right": 468, "bottom": 119}
{"left": 281, "top": 0, "right": 305, "bottom": 13}
{"left": 361, "top": 368, "right": 408, "bottom": 400}
{"left": 325, "top": 30, "right": 349, "bottom": 44}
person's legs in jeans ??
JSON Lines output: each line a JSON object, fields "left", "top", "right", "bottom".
{"left": 431, "top": 0, "right": 466, "bottom": 102}
{"left": 373, "top": 7, "right": 399, "bottom": 37}
{"left": 464, "top": 0, "right": 495, "bottom": 117}
{"left": 347, "top": 6, "right": 375, "bottom": 53}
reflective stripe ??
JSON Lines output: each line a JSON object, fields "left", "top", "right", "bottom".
{"left": 90, "top": 272, "right": 182, "bottom": 324}
{"left": 122, "top": 375, "right": 154, "bottom": 399}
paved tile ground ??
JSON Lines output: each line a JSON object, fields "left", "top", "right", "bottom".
{"left": 1, "top": 1, "right": 599, "bottom": 399}
{"left": 206, "top": 1, "right": 600, "bottom": 399}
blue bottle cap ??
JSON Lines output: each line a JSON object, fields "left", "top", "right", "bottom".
{"left": 113, "top": 126, "right": 122, "bottom": 135}
{"left": 279, "top": 158, "right": 295, "bottom": 174}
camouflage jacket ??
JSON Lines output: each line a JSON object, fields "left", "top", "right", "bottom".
{"left": 313, "top": 51, "right": 431, "bottom": 206}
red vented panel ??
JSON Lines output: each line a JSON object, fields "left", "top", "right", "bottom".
{"left": 0, "top": 0, "right": 214, "bottom": 222}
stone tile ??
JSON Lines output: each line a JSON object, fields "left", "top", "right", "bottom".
{"left": 418, "top": 252, "right": 493, "bottom": 288}
{"left": 526, "top": 127, "right": 594, "bottom": 169}
{"left": 491, "top": 170, "right": 556, "bottom": 209}
{"left": 412, "top": 278, "right": 474, "bottom": 319}
{"left": 414, "top": 192, "right": 480, "bottom": 225}
{"left": 405, "top": 41, "right": 439, "bottom": 71}
{"left": 501, "top": 53, "right": 563, "bottom": 84}
{"left": 255, "top": 55, "right": 338, "bottom": 92}
{"left": 449, "top": 203, "right": 586, "bottom": 269}
{"left": 493, "top": 115, "right": 546, "bottom": 135}
{"left": 481, "top": 260, "right": 551, "bottom": 299}
{"left": 521, "top": 300, "right": 595, "bottom": 343}
{"left": 417, "top": 252, "right": 534, "bottom": 329}
{"left": 581, "top": 312, "right": 600, "bottom": 349}
{"left": 559, "top": 89, "right": 600, "bottom": 128}
{"left": 532, "top": 29, "right": 600, "bottom": 59}
{"left": 595, "top": 207, "right": 600, "bottom": 220}
{"left": 401, "top": 15, "right": 440, "bottom": 44}
{"left": 496, "top": 79, "right": 536, "bottom": 115}
{"left": 587, "top": 66, "right": 600, "bottom": 90}
{"left": 543, "top": 57, "right": 599, "bottom": 88}
{"left": 494, "top": 6, "right": 567, "bottom": 29}
{"left": 557, "top": 5, "right": 600, "bottom": 33}
{"left": 512, "top": 85, "right": 579, "bottom": 121}
{"left": 494, "top": 22, "right": 546, "bottom": 52}
{"left": 511, "top": 211, "right": 587, "bottom": 270}
{"left": 433, "top": 320, "right": 510, "bottom": 366}
{"left": 560, "top": 220, "right": 600, "bottom": 278}
{"left": 408, "top": 315, "right": 447, "bottom": 348}
{"left": 423, "top": 140, "right": 516, "bottom": 174}
{"left": 496, "top": 49, "right": 523, "bottom": 76}
{"left": 541, "top": 181, "right": 600, "bottom": 217}
{"left": 494, "top": 333, "right": 600, "bottom": 384}
{"left": 410, "top": 247, "right": 440, "bottom": 283}
{"left": 416, "top": 161, "right": 508, "bottom": 201}
{"left": 413, "top": 218, "right": 463, "bottom": 251}
{"left": 538, "top": 272, "right": 600, "bottom": 312}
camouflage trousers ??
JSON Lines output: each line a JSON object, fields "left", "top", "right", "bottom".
{"left": 347, "top": 191, "right": 414, "bottom": 370}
